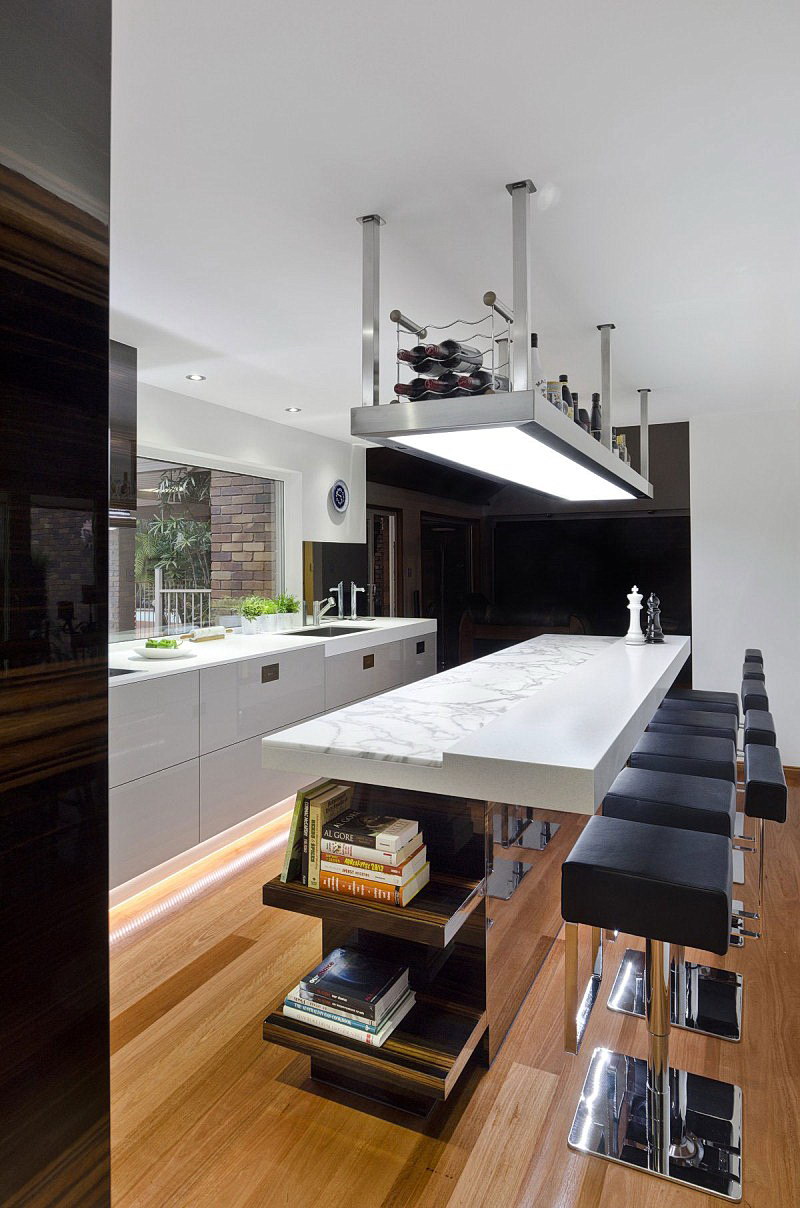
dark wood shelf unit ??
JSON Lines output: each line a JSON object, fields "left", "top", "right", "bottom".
{"left": 262, "top": 871, "right": 484, "bottom": 949}
{"left": 263, "top": 947, "right": 486, "bottom": 1102}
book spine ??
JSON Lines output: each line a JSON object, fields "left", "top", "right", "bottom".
{"left": 320, "top": 839, "right": 412, "bottom": 865}
{"left": 299, "top": 990, "right": 375, "bottom": 1020}
{"left": 280, "top": 791, "right": 305, "bottom": 883}
{"left": 284, "top": 996, "right": 380, "bottom": 1032}
{"left": 301, "top": 797, "right": 310, "bottom": 885}
{"left": 319, "top": 868, "right": 428, "bottom": 905}
{"left": 282, "top": 1002, "right": 381, "bottom": 1045}
{"left": 320, "top": 848, "right": 426, "bottom": 885}
{"left": 308, "top": 804, "right": 320, "bottom": 890}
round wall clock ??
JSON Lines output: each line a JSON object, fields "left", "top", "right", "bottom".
{"left": 330, "top": 479, "right": 350, "bottom": 513}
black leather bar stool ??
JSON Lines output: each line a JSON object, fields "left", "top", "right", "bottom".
{"left": 741, "top": 679, "right": 768, "bottom": 712}
{"left": 663, "top": 689, "right": 740, "bottom": 722}
{"left": 604, "top": 767, "right": 742, "bottom": 1041}
{"left": 631, "top": 732, "right": 737, "bottom": 783}
{"left": 743, "top": 709, "right": 776, "bottom": 747}
{"left": 647, "top": 707, "right": 738, "bottom": 742}
{"left": 563, "top": 815, "right": 742, "bottom": 1200}
{"left": 743, "top": 648, "right": 763, "bottom": 664}
{"left": 741, "top": 744, "right": 787, "bottom": 935}
{"left": 740, "top": 662, "right": 765, "bottom": 682}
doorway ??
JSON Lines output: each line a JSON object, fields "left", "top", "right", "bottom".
{"left": 367, "top": 506, "right": 400, "bottom": 617}
{"left": 420, "top": 514, "right": 478, "bottom": 670}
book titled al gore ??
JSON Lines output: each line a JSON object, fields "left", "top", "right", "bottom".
{"left": 300, "top": 947, "right": 410, "bottom": 1021}
{"left": 321, "top": 810, "right": 419, "bottom": 855}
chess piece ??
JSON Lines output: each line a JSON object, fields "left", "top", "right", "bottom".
{"left": 625, "top": 585, "right": 645, "bottom": 645}
{"left": 645, "top": 592, "right": 665, "bottom": 644}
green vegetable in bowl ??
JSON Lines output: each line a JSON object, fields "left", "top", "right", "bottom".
{"left": 145, "top": 638, "right": 179, "bottom": 649}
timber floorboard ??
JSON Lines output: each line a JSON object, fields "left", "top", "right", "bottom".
{"left": 110, "top": 781, "right": 800, "bottom": 1207}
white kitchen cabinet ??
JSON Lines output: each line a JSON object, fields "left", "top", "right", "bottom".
{"left": 199, "top": 646, "right": 325, "bottom": 754}
{"left": 109, "top": 671, "right": 199, "bottom": 788}
{"left": 324, "top": 638, "right": 406, "bottom": 711}
{"left": 110, "top": 759, "right": 199, "bottom": 888}
{"left": 404, "top": 633, "right": 437, "bottom": 682}
{"left": 199, "top": 736, "right": 305, "bottom": 840}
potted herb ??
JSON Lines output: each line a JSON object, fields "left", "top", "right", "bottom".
{"left": 273, "top": 592, "right": 302, "bottom": 631}
{"left": 257, "top": 596, "right": 280, "bottom": 634}
{"left": 240, "top": 595, "right": 266, "bottom": 635}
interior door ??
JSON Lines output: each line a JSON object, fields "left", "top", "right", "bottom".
{"left": 366, "top": 506, "right": 399, "bottom": 617}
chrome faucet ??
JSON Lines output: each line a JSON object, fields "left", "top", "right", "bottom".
{"left": 330, "top": 581, "right": 344, "bottom": 617}
{"left": 313, "top": 595, "right": 336, "bottom": 626}
{"left": 350, "top": 581, "right": 365, "bottom": 619}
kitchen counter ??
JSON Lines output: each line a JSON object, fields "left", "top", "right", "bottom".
{"left": 262, "top": 633, "right": 691, "bottom": 812}
{"left": 109, "top": 616, "right": 437, "bottom": 684}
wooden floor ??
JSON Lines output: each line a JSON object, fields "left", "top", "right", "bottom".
{"left": 110, "top": 780, "right": 800, "bottom": 1208}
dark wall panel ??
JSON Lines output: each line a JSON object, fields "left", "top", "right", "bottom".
{"left": 0, "top": 6, "right": 111, "bottom": 1198}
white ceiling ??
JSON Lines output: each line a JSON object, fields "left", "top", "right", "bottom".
{"left": 111, "top": 0, "right": 800, "bottom": 443}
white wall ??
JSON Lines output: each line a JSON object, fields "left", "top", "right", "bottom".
{"left": 137, "top": 385, "right": 366, "bottom": 597}
{"left": 690, "top": 410, "right": 800, "bottom": 764}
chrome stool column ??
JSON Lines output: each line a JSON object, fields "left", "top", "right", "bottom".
{"left": 563, "top": 815, "right": 742, "bottom": 1201}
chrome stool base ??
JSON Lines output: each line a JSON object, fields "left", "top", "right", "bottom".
{"left": 608, "top": 949, "right": 743, "bottom": 1042}
{"left": 568, "top": 1048, "right": 743, "bottom": 1201}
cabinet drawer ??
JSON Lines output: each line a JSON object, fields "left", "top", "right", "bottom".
{"left": 110, "top": 759, "right": 199, "bottom": 888}
{"left": 405, "top": 633, "right": 437, "bottom": 682}
{"left": 109, "top": 671, "right": 199, "bottom": 787}
{"left": 199, "top": 646, "right": 325, "bottom": 753}
{"left": 199, "top": 737, "right": 305, "bottom": 840}
{"left": 324, "top": 639, "right": 405, "bottom": 711}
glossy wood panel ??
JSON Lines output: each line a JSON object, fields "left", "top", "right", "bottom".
{"left": 0, "top": 146, "right": 110, "bottom": 1205}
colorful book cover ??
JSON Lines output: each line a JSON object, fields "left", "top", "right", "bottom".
{"left": 321, "top": 810, "right": 419, "bottom": 854}
{"left": 320, "top": 832, "right": 421, "bottom": 866}
{"left": 282, "top": 990, "right": 415, "bottom": 1047}
{"left": 308, "top": 784, "right": 353, "bottom": 890}
{"left": 280, "top": 778, "right": 330, "bottom": 883}
{"left": 321, "top": 844, "right": 427, "bottom": 886}
{"left": 300, "top": 946, "right": 409, "bottom": 1016}
{"left": 319, "top": 862, "right": 430, "bottom": 906}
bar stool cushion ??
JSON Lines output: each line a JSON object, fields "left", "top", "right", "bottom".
{"left": 741, "top": 663, "right": 765, "bottom": 682}
{"left": 562, "top": 814, "right": 732, "bottom": 955}
{"left": 743, "top": 709, "right": 777, "bottom": 747}
{"left": 744, "top": 744, "right": 787, "bottom": 823}
{"left": 604, "top": 767, "right": 736, "bottom": 838}
{"left": 744, "top": 648, "right": 763, "bottom": 663}
{"left": 663, "top": 690, "right": 740, "bottom": 722}
{"left": 741, "top": 679, "right": 769, "bottom": 712}
{"left": 649, "top": 707, "right": 738, "bottom": 741}
{"left": 630, "top": 733, "right": 737, "bottom": 783}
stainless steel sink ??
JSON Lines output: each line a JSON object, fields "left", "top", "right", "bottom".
{"left": 284, "top": 625, "right": 372, "bottom": 638}
{"left": 109, "top": 667, "right": 138, "bottom": 677}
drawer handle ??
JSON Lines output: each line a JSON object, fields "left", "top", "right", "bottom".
{"left": 261, "top": 663, "right": 280, "bottom": 684}
{"left": 416, "top": 640, "right": 425, "bottom": 654}
{"left": 363, "top": 653, "right": 375, "bottom": 670}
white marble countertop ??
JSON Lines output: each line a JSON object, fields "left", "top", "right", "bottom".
{"left": 262, "top": 633, "right": 691, "bottom": 813}
{"left": 109, "top": 617, "right": 437, "bottom": 685}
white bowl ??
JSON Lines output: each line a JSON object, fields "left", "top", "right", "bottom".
{"left": 134, "top": 643, "right": 197, "bottom": 660}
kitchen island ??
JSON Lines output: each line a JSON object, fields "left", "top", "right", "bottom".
{"left": 260, "top": 633, "right": 690, "bottom": 1114}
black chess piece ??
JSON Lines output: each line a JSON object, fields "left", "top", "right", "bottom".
{"left": 645, "top": 592, "right": 665, "bottom": 643}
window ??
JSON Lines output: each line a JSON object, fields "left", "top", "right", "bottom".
{"left": 109, "top": 457, "right": 284, "bottom": 640}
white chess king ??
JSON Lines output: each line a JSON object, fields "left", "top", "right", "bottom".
{"left": 626, "top": 584, "right": 646, "bottom": 645}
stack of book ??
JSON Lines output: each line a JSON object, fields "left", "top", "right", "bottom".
{"left": 283, "top": 947, "right": 415, "bottom": 1047}
{"left": 320, "top": 809, "right": 429, "bottom": 905}
{"left": 280, "top": 779, "right": 354, "bottom": 887}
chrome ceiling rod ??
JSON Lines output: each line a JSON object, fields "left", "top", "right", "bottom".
{"left": 597, "top": 322, "right": 616, "bottom": 450}
{"left": 357, "top": 214, "right": 384, "bottom": 406}
{"left": 506, "top": 179, "right": 536, "bottom": 393}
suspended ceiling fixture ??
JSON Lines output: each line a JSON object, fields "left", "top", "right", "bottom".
{"left": 350, "top": 183, "right": 654, "bottom": 502}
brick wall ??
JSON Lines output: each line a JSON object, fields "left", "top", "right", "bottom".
{"left": 210, "top": 472, "right": 278, "bottom": 602}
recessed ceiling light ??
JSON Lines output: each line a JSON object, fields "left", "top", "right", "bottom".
{"left": 186, "top": 373, "right": 206, "bottom": 381}
{"left": 285, "top": 407, "right": 302, "bottom": 413}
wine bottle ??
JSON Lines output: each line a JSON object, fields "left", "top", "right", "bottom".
{"left": 397, "top": 345, "right": 428, "bottom": 368}
{"left": 578, "top": 408, "right": 591, "bottom": 433}
{"left": 456, "top": 371, "right": 510, "bottom": 394}
{"left": 424, "top": 340, "right": 483, "bottom": 372}
{"left": 530, "top": 333, "right": 547, "bottom": 397}
{"left": 571, "top": 392, "right": 581, "bottom": 426}
{"left": 590, "top": 392, "right": 602, "bottom": 441}
{"left": 559, "top": 375, "right": 572, "bottom": 418}
{"left": 396, "top": 375, "right": 464, "bottom": 400}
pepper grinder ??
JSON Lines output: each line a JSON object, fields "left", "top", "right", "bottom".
{"left": 625, "top": 585, "right": 645, "bottom": 645}
{"left": 645, "top": 592, "right": 665, "bottom": 643}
